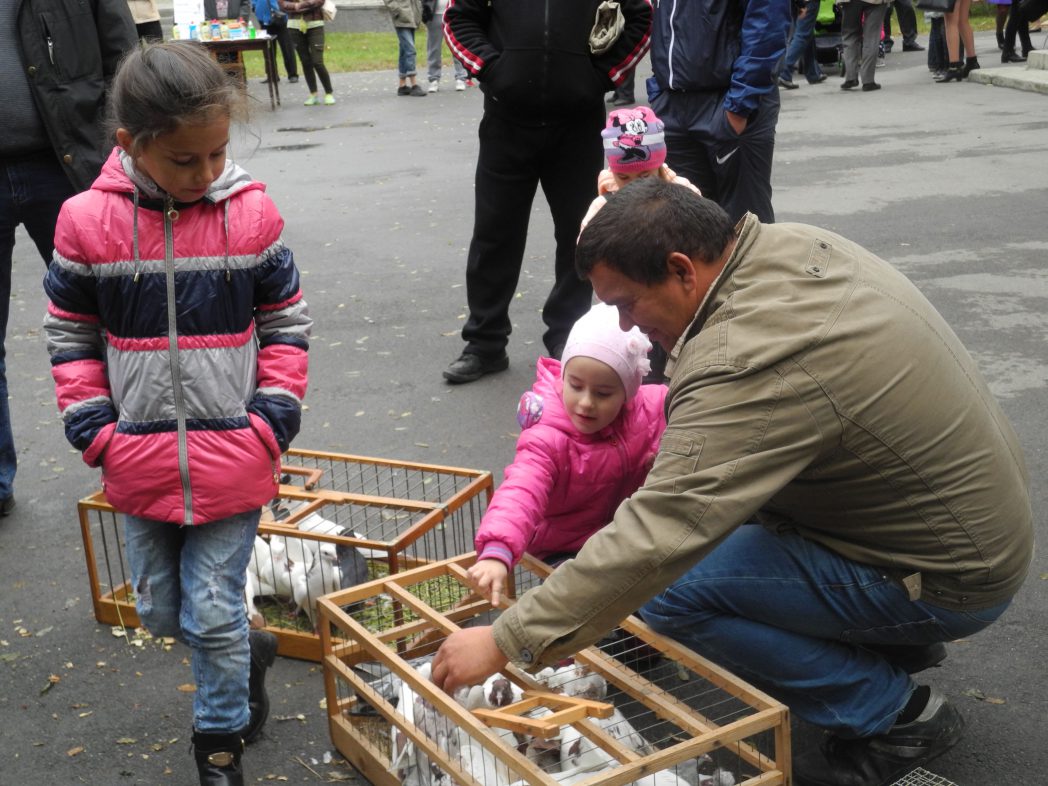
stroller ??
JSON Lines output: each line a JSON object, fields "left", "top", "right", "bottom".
{"left": 813, "top": 0, "right": 845, "bottom": 76}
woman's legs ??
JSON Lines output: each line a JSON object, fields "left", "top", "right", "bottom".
{"left": 956, "top": 0, "right": 976, "bottom": 58}
{"left": 943, "top": 6, "right": 961, "bottom": 62}
{"left": 306, "top": 25, "right": 334, "bottom": 95}
{"left": 290, "top": 28, "right": 317, "bottom": 94}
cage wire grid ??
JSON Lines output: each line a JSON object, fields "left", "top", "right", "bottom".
{"left": 78, "top": 450, "right": 493, "bottom": 660}
{"left": 319, "top": 553, "right": 790, "bottom": 786}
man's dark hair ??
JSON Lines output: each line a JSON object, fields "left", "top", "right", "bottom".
{"left": 576, "top": 179, "right": 736, "bottom": 285}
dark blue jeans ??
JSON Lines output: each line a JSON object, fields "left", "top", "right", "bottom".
{"left": 783, "top": 0, "right": 823, "bottom": 82}
{"left": 640, "top": 524, "right": 1010, "bottom": 737}
{"left": 0, "top": 151, "right": 75, "bottom": 500}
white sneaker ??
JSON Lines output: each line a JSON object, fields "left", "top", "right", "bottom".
{"left": 455, "top": 79, "right": 466, "bottom": 91}
{"left": 428, "top": 81, "right": 439, "bottom": 93}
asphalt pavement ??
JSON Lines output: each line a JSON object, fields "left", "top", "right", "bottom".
{"left": 1, "top": 30, "right": 1045, "bottom": 786}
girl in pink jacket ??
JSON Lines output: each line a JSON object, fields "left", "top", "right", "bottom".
{"left": 468, "top": 304, "right": 667, "bottom": 606}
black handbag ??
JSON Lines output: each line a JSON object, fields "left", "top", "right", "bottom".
{"left": 915, "top": 0, "right": 957, "bottom": 12}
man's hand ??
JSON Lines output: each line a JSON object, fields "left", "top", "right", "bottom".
{"left": 431, "top": 626, "right": 509, "bottom": 693}
{"left": 467, "top": 559, "right": 510, "bottom": 607}
{"left": 725, "top": 110, "right": 748, "bottom": 136}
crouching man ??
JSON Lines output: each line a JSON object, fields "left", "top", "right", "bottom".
{"left": 433, "top": 178, "right": 1033, "bottom": 786}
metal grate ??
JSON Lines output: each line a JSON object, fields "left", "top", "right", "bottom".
{"left": 891, "top": 769, "right": 959, "bottom": 786}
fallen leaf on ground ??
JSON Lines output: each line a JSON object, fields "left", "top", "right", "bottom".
{"left": 962, "top": 688, "right": 1006, "bottom": 705}
{"left": 67, "top": 746, "right": 84, "bottom": 757}
{"left": 177, "top": 683, "right": 197, "bottom": 693}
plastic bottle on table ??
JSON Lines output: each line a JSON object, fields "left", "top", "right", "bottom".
{"left": 211, "top": 19, "right": 221, "bottom": 39}
{"left": 188, "top": 21, "right": 198, "bottom": 40}
{"left": 248, "top": 19, "right": 256, "bottom": 38}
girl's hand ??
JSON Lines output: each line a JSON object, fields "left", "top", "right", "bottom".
{"left": 597, "top": 169, "right": 618, "bottom": 196}
{"left": 467, "top": 559, "right": 509, "bottom": 607}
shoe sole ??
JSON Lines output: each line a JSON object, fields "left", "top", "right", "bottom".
{"left": 443, "top": 356, "right": 510, "bottom": 384}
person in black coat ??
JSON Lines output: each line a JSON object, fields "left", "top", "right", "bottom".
{"left": 441, "top": 0, "right": 653, "bottom": 384}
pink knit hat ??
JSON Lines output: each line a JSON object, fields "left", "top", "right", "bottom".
{"left": 561, "top": 303, "right": 652, "bottom": 400}
{"left": 602, "top": 106, "right": 666, "bottom": 174}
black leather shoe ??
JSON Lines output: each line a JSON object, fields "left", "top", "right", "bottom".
{"left": 865, "top": 642, "right": 947, "bottom": 674}
{"left": 193, "top": 731, "right": 245, "bottom": 786}
{"left": 0, "top": 495, "right": 14, "bottom": 517}
{"left": 794, "top": 687, "right": 965, "bottom": 786}
{"left": 902, "top": 42, "right": 925, "bottom": 52}
{"left": 443, "top": 351, "right": 509, "bottom": 384}
{"left": 808, "top": 73, "right": 828, "bottom": 84}
{"left": 778, "top": 76, "right": 798, "bottom": 89}
{"left": 242, "top": 630, "right": 277, "bottom": 745}
{"left": 1002, "top": 49, "right": 1027, "bottom": 63}
{"left": 862, "top": 82, "right": 881, "bottom": 91}
{"left": 841, "top": 79, "right": 859, "bottom": 90}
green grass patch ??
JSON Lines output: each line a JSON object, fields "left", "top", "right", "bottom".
{"left": 243, "top": 30, "right": 460, "bottom": 75}
{"left": 240, "top": 13, "right": 1012, "bottom": 77}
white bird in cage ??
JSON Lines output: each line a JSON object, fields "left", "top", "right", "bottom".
{"left": 452, "top": 725, "right": 514, "bottom": 786}
{"left": 596, "top": 706, "right": 651, "bottom": 754}
{"left": 546, "top": 664, "right": 607, "bottom": 701}
{"left": 294, "top": 549, "right": 343, "bottom": 629}
{"left": 697, "top": 769, "right": 735, "bottom": 786}
{"left": 244, "top": 536, "right": 291, "bottom": 625}
{"left": 631, "top": 769, "right": 696, "bottom": 786}
{"left": 559, "top": 723, "right": 617, "bottom": 772}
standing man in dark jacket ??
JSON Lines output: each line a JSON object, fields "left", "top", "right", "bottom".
{"left": 647, "top": 0, "right": 791, "bottom": 224}
{"left": 441, "top": 0, "right": 653, "bottom": 384}
{"left": 0, "top": 0, "right": 136, "bottom": 516}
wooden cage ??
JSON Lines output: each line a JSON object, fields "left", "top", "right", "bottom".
{"left": 78, "top": 448, "right": 493, "bottom": 661}
{"left": 318, "top": 553, "right": 792, "bottom": 786}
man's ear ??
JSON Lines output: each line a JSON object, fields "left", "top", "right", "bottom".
{"left": 666, "top": 252, "right": 699, "bottom": 291}
{"left": 115, "top": 128, "right": 134, "bottom": 156}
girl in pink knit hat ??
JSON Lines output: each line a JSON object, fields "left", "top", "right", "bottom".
{"left": 581, "top": 106, "right": 700, "bottom": 232}
{"left": 467, "top": 303, "right": 667, "bottom": 607}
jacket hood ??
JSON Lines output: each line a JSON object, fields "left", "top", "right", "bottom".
{"left": 92, "top": 147, "right": 262, "bottom": 205}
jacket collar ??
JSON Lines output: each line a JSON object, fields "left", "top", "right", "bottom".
{"left": 664, "top": 212, "right": 761, "bottom": 378}
{"left": 91, "top": 147, "right": 260, "bottom": 206}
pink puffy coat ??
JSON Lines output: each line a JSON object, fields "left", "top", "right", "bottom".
{"left": 43, "top": 149, "right": 311, "bottom": 526}
{"left": 475, "top": 357, "right": 667, "bottom": 567}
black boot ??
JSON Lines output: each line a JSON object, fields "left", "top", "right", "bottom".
{"left": 935, "top": 61, "right": 964, "bottom": 82}
{"left": 961, "top": 56, "right": 981, "bottom": 77}
{"left": 242, "top": 630, "right": 278, "bottom": 744}
{"left": 193, "top": 731, "right": 244, "bottom": 786}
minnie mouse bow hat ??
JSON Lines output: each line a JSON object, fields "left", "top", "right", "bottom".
{"left": 561, "top": 303, "right": 652, "bottom": 400}
{"left": 602, "top": 106, "right": 667, "bottom": 174}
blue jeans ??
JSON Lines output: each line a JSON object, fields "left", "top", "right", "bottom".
{"left": 639, "top": 524, "right": 1010, "bottom": 738}
{"left": 124, "top": 509, "right": 261, "bottom": 733}
{"left": 783, "top": 0, "right": 822, "bottom": 82}
{"left": 0, "top": 151, "right": 75, "bottom": 500}
{"left": 396, "top": 26, "right": 418, "bottom": 78}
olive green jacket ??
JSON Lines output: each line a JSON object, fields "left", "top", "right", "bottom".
{"left": 494, "top": 214, "right": 1033, "bottom": 669}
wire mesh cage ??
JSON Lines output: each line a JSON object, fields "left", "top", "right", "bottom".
{"left": 318, "top": 553, "right": 792, "bottom": 786}
{"left": 889, "top": 770, "right": 958, "bottom": 786}
{"left": 78, "top": 448, "right": 493, "bottom": 661}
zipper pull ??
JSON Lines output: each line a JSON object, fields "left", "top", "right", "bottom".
{"left": 46, "top": 35, "right": 54, "bottom": 65}
{"left": 166, "top": 197, "right": 179, "bottom": 222}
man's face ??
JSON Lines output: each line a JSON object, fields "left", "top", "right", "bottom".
{"left": 588, "top": 259, "right": 701, "bottom": 353}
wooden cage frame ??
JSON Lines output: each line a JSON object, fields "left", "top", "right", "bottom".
{"left": 78, "top": 448, "right": 493, "bottom": 661}
{"left": 319, "top": 553, "right": 792, "bottom": 786}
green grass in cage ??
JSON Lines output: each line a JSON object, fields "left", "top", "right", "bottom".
{"left": 343, "top": 570, "right": 471, "bottom": 634}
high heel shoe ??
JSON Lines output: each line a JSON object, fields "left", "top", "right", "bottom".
{"left": 1002, "top": 49, "right": 1027, "bottom": 63}
{"left": 935, "top": 62, "right": 964, "bottom": 82}
{"left": 961, "top": 56, "right": 981, "bottom": 77}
